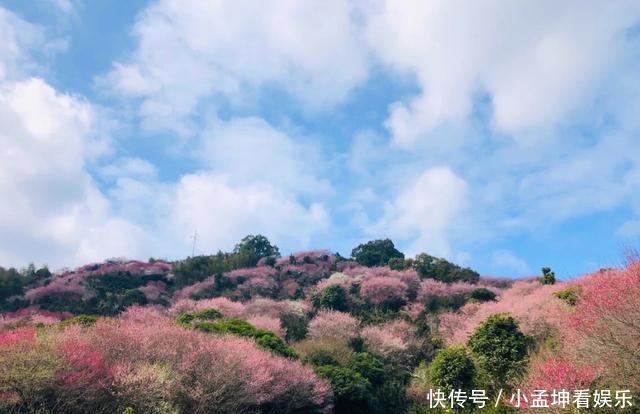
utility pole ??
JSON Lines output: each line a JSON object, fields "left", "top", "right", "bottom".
{"left": 191, "top": 230, "right": 198, "bottom": 257}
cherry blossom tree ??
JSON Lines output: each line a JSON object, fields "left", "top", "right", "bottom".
{"left": 308, "top": 310, "right": 359, "bottom": 342}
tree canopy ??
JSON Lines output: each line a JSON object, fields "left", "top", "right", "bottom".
{"left": 351, "top": 239, "right": 404, "bottom": 267}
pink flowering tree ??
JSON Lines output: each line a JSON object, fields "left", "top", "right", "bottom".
{"left": 565, "top": 261, "right": 640, "bottom": 389}
{"left": 360, "top": 276, "right": 408, "bottom": 310}
{"left": 307, "top": 310, "right": 359, "bottom": 342}
{"left": 437, "top": 279, "right": 565, "bottom": 345}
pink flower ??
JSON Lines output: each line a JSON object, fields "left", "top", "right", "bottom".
{"left": 308, "top": 310, "right": 359, "bottom": 341}
{"left": 225, "top": 266, "right": 277, "bottom": 281}
{"left": 361, "top": 320, "right": 415, "bottom": 357}
{"left": 0, "top": 327, "right": 36, "bottom": 346}
{"left": 247, "top": 315, "right": 284, "bottom": 338}
{"left": 172, "top": 276, "right": 216, "bottom": 300}
{"left": 437, "top": 279, "right": 565, "bottom": 344}
{"left": 138, "top": 281, "right": 167, "bottom": 301}
{"left": 524, "top": 358, "right": 597, "bottom": 391}
{"left": 360, "top": 276, "right": 408, "bottom": 305}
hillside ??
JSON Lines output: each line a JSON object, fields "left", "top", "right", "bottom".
{"left": 0, "top": 236, "right": 638, "bottom": 413}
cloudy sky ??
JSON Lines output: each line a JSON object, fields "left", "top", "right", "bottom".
{"left": 1, "top": 0, "right": 639, "bottom": 277}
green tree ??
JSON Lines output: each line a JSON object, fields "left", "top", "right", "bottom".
{"left": 412, "top": 253, "right": 479, "bottom": 283}
{"left": 234, "top": 234, "right": 280, "bottom": 266}
{"left": 317, "top": 284, "right": 348, "bottom": 311}
{"left": 314, "top": 365, "right": 372, "bottom": 414}
{"left": 387, "top": 257, "right": 406, "bottom": 271}
{"left": 280, "top": 312, "right": 308, "bottom": 342}
{"left": 470, "top": 288, "right": 497, "bottom": 302}
{"left": 468, "top": 314, "right": 529, "bottom": 388}
{"left": 349, "top": 353, "right": 385, "bottom": 386}
{"left": 351, "top": 239, "right": 404, "bottom": 267}
{"left": 429, "top": 346, "right": 476, "bottom": 391}
{"left": 539, "top": 267, "right": 556, "bottom": 285}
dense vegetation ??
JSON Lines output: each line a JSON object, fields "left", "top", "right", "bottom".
{"left": 0, "top": 236, "right": 638, "bottom": 413}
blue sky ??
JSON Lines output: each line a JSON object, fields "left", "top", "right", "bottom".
{"left": 1, "top": 0, "right": 639, "bottom": 278}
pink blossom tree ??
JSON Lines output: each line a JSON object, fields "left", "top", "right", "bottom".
{"left": 307, "top": 310, "right": 359, "bottom": 342}
{"left": 360, "top": 276, "right": 408, "bottom": 308}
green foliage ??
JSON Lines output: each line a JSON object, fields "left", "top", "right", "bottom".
{"left": 470, "top": 287, "right": 497, "bottom": 302}
{"left": 424, "top": 295, "right": 467, "bottom": 312}
{"left": 370, "top": 378, "right": 408, "bottom": 414}
{"left": 412, "top": 253, "right": 480, "bottom": 283}
{"left": 540, "top": 266, "right": 556, "bottom": 285}
{"left": 316, "top": 284, "right": 348, "bottom": 311}
{"left": 387, "top": 257, "right": 407, "bottom": 271}
{"left": 233, "top": 234, "right": 280, "bottom": 267}
{"left": 554, "top": 286, "right": 579, "bottom": 306}
{"left": 172, "top": 251, "right": 246, "bottom": 288}
{"left": 297, "top": 340, "right": 409, "bottom": 414}
{"left": 280, "top": 312, "right": 308, "bottom": 342}
{"left": 314, "top": 365, "right": 372, "bottom": 414}
{"left": 351, "top": 239, "right": 404, "bottom": 267}
{"left": 60, "top": 314, "right": 99, "bottom": 327}
{"left": 176, "top": 308, "right": 222, "bottom": 325}
{"left": 175, "top": 312, "right": 195, "bottom": 325}
{"left": 468, "top": 314, "right": 529, "bottom": 388}
{"left": 295, "top": 339, "right": 354, "bottom": 366}
{"left": 36, "top": 291, "right": 87, "bottom": 313}
{"left": 122, "top": 408, "right": 135, "bottom": 414}
{"left": 192, "top": 308, "right": 222, "bottom": 320}
{"left": 194, "top": 318, "right": 296, "bottom": 358}
{"left": 349, "top": 352, "right": 385, "bottom": 385}
{"left": 0, "top": 265, "right": 49, "bottom": 311}
{"left": 254, "top": 334, "right": 297, "bottom": 358}
{"left": 86, "top": 272, "right": 142, "bottom": 292}
{"left": 351, "top": 308, "right": 400, "bottom": 325}
{"left": 429, "top": 346, "right": 476, "bottom": 391}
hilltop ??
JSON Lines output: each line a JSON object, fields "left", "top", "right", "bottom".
{"left": 0, "top": 236, "right": 638, "bottom": 413}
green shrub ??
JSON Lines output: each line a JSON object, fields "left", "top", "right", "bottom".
{"left": 192, "top": 308, "right": 222, "bottom": 320}
{"left": 316, "top": 284, "right": 348, "bottom": 311}
{"left": 175, "top": 312, "right": 195, "bottom": 325}
{"left": 349, "top": 353, "right": 385, "bottom": 385}
{"left": 194, "top": 318, "right": 296, "bottom": 358}
{"left": 295, "top": 339, "right": 354, "bottom": 367}
{"left": 254, "top": 331, "right": 297, "bottom": 358}
{"left": 176, "top": 308, "right": 222, "bottom": 326}
{"left": 314, "top": 365, "right": 372, "bottom": 413}
{"left": 429, "top": 346, "right": 476, "bottom": 391}
{"left": 468, "top": 314, "right": 529, "bottom": 388}
{"left": 60, "top": 314, "right": 99, "bottom": 327}
{"left": 280, "top": 312, "right": 308, "bottom": 342}
{"left": 424, "top": 295, "right": 467, "bottom": 312}
{"left": 539, "top": 267, "right": 556, "bottom": 285}
{"left": 554, "top": 287, "right": 578, "bottom": 306}
{"left": 471, "top": 288, "right": 497, "bottom": 302}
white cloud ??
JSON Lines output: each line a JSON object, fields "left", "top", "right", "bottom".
{"left": 0, "top": 78, "right": 148, "bottom": 268}
{"left": 47, "top": 0, "right": 78, "bottom": 14}
{"left": 618, "top": 220, "right": 640, "bottom": 238}
{"left": 0, "top": 8, "right": 44, "bottom": 81}
{"left": 364, "top": 0, "right": 640, "bottom": 146}
{"left": 98, "top": 157, "right": 158, "bottom": 181}
{"left": 491, "top": 250, "right": 531, "bottom": 275}
{"left": 168, "top": 172, "right": 329, "bottom": 255}
{"left": 198, "top": 116, "right": 332, "bottom": 196}
{"left": 103, "top": 0, "right": 368, "bottom": 133}
{"left": 369, "top": 167, "right": 468, "bottom": 257}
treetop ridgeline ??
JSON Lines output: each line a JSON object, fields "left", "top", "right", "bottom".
{"left": 0, "top": 234, "right": 638, "bottom": 414}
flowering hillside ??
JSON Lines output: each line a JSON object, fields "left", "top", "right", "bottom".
{"left": 0, "top": 236, "right": 638, "bottom": 413}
